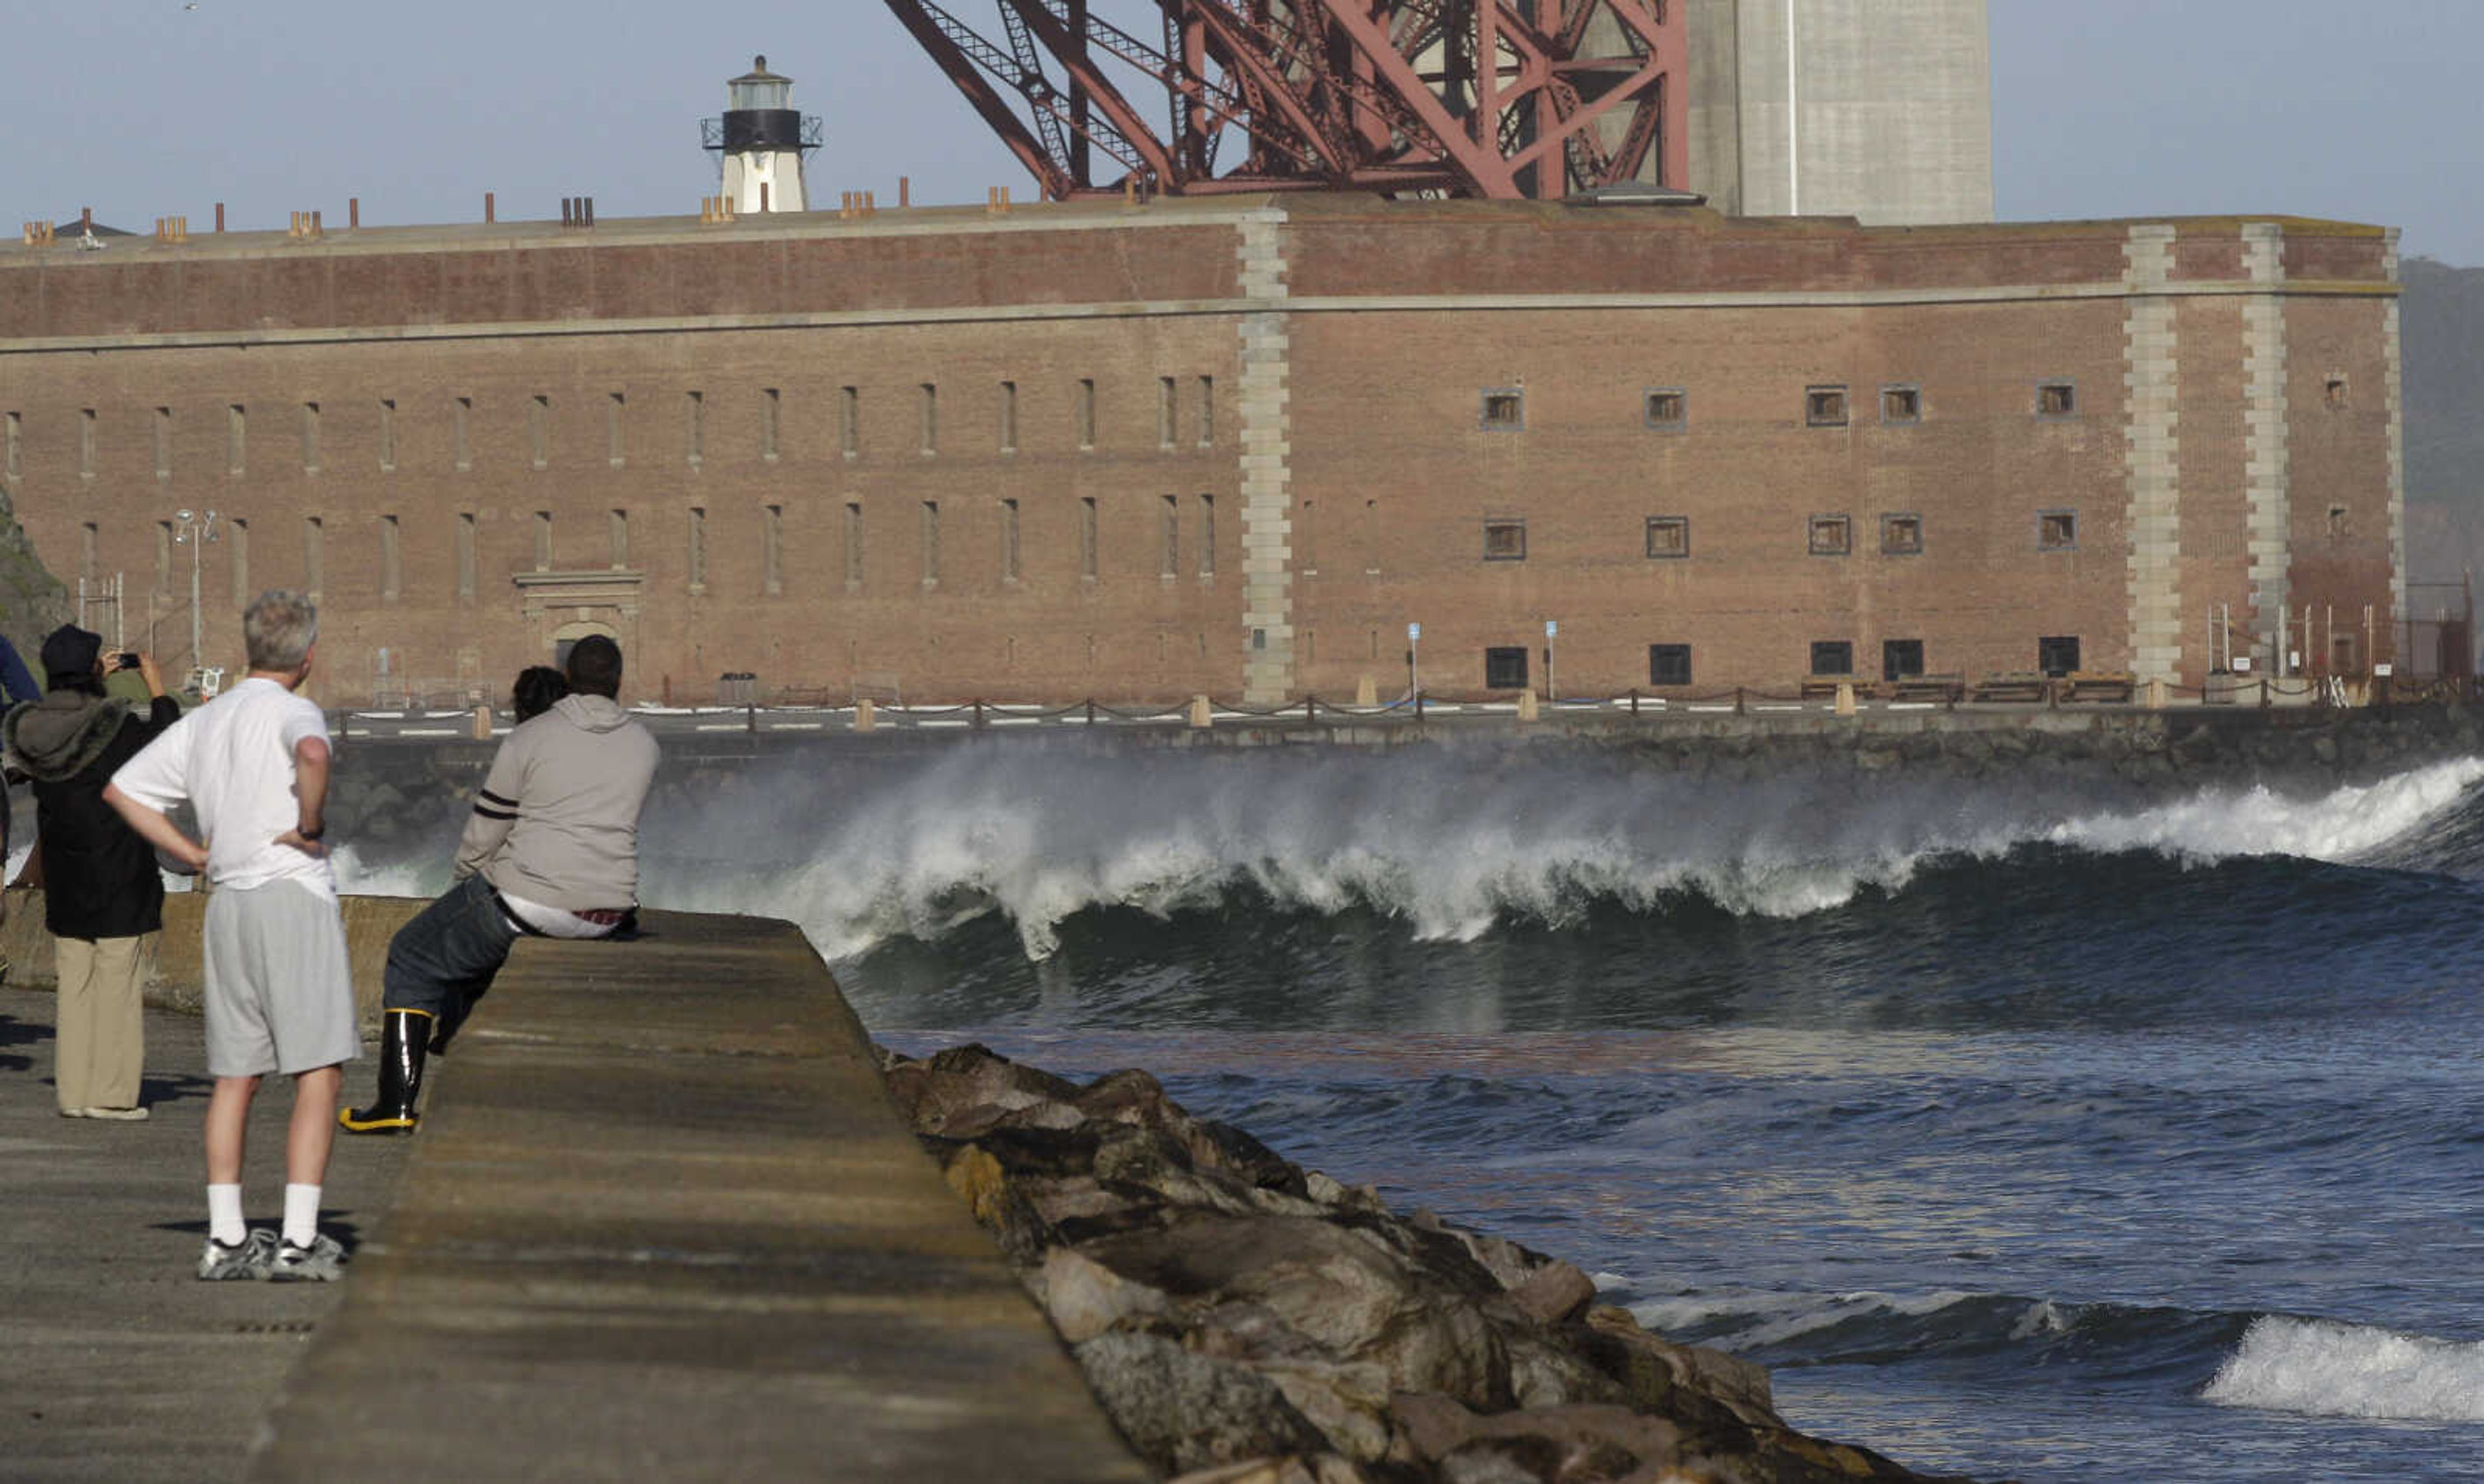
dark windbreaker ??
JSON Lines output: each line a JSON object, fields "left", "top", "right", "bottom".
{"left": 3, "top": 691, "right": 182, "bottom": 939}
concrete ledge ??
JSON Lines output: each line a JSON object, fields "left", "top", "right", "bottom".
{"left": 2, "top": 888, "right": 425, "bottom": 1025}
{"left": 248, "top": 909, "right": 1146, "bottom": 1483}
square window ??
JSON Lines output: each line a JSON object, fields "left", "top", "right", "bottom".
{"left": 2038, "top": 510, "right": 2078, "bottom": 551}
{"left": 1880, "top": 514, "right": 1923, "bottom": 556}
{"left": 1480, "top": 389, "right": 1525, "bottom": 430}
{"left": 1644, "top": 516, "right": 1689, "bottom": 559}
{"left": 1881, "top": 385, "right": 1921, "bottom": 423}
{"left": 2327, "top": 504, "right": 2350, "bottom": 539}
{"left": 1809, "top": 514, "right": 1852, "bottom": 556}
{"left": 2325, "top": 375, "right": 2350, "bottom": 409}
{"left": 2038, "top": 636, "right": 2082, "bottom": 677}
{"left": 1810, "top": 640, "right": 1854, "bottom": 677}
{"left": 1485, "top": 646, "right": 1530, "bottom": 690}
{"left": 1648, "top": 644, "right": 1692, "bottom": 686}
{"left": 1643, "top": 388, "right": 1687, "bottom": 430}
{"left": 1882, "top": 639, "right": 1925, "bottom": 681}
{"left": 1483, "top": 519, "right": 1527, "bottom": 561}
{"left": 2037, "top": 381, "right": 2078, "bottom": 417}
{"left": 1806, "top": 386, "right": 1849, "bottom": 427}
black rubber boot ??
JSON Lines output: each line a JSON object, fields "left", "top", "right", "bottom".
{"left": 338, "top": 1009, "right": 430, "bottom": 1135}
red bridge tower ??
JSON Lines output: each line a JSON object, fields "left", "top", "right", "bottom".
{"left": 882, "top": 1, "right": 1688, "bottom": 201}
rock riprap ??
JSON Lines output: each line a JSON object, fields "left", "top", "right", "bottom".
{"left": 879, "top": 1043, "right": 1981, "bottom": 1484}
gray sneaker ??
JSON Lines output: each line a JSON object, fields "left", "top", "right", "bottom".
{"left": 197, "top": 1228, "right": 277, "bottom": 1282}
{"left": 268, "top": 1232, "right": 347, "bottom": 1282}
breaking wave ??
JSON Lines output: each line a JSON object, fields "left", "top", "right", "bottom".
{"left": 2204, "top": 1316, "right": 2484, "bottom": 1423}
{"left": 613, "top": 747, "right": 2484, "bottom": 962}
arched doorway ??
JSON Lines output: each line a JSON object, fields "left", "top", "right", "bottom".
{"left": 550, "top": 619, "right": 619, "bottom": 672}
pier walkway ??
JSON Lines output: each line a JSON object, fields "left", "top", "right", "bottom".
{"left": 0, "top": 906, "right": 1147, "bottom": 1483}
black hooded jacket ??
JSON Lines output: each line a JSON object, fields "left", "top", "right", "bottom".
{"left": 3, "top": 690, "right": 182, "bottom": 939}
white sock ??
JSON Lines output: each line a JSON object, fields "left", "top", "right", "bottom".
{"left": 208, "top": 1184, "right": 246, "bottom": 1247}
{"left": 282, "top": 1184, "right": 321, "bottom": 1249}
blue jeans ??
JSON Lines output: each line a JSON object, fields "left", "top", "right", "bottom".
{"left": 382, "top": 874, "right": 518, "bottom": 1044}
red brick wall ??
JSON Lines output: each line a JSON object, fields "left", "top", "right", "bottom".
{"left": 0, "top": 202, "right": 2401, "bottom": 705}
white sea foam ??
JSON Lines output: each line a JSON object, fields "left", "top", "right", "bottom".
{"left": 381, "top": 747, "right": 2483, "bottom": 963}
{"left": 2205, "top": 1315, "right": 2484, "bottom": 1423}
{"left": 1628, "top": 1287, "right": 1979, "bottom": 1350}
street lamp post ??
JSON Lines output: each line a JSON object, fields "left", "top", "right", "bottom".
{"left": 172, "top": 508, "right": 218, "bottom": 685}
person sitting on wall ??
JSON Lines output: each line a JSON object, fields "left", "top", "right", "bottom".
{"left": 2, "top": 631, "right": 181, "bottom": 1120}
{"left": 510, "top": 664, "right": 568, "bottom": 725}
{"left": 340, "top": 637, "right": 659, "bottom": 1135}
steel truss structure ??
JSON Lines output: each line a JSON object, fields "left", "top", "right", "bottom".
{"left": 882, "top": 1, "right": 1686, "bottom": 200}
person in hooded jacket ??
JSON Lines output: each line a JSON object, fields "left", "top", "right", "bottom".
{"left": 2, "top": 628, "right": 180, "bottom": 1119}
{"left": 340, "top": 635, "right": 657, "bottom": 1134}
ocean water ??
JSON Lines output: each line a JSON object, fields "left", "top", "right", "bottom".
{"left": 341, "top": 737, "right": 2484, "bottom": 1482}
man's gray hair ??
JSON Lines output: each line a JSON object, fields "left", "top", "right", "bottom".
{"left": 243, "top": 589, "right": 319, "bottom": 671}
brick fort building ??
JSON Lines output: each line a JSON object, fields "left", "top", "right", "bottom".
{"left": 0, "top": 195, "right": 2406, "bottom": 706}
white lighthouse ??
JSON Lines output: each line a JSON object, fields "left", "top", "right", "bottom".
{"left": 705, "top": 56, "right": 818, "bottom": 214}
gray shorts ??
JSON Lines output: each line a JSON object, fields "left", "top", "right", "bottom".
{"left": 202, "top": 880, "right": 362, "bottom": 1078}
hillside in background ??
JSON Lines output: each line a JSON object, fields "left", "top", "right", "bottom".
{"left": 2403, "top": 256, "right": 2484, "bottom": 585}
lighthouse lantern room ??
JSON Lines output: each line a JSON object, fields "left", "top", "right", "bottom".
{"left": 703, "top": 55, "right": 820, "bottom": 213}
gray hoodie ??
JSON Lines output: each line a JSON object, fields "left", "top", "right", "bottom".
{"left": 455, "top": 693, "right": 660, "bottom": 913}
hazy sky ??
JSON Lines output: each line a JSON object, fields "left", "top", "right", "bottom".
{"left": 7, "top": 1, "right": 2479, "bottom": 265}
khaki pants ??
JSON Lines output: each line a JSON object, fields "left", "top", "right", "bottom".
{"left": 54, "top": 934, "right": 154, "bottom": 1113}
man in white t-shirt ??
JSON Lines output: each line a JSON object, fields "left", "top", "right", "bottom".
{"left": 105, "top": 590, "right": 359, "bottom": 1283}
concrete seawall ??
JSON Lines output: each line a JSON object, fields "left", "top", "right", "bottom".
{"left": 236, "top": 910, "right": 1147, "bottom": 1481}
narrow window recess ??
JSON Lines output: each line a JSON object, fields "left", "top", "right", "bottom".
{"left": 1158, "top": 376, "right": 1178, "bottom": 448}
{"left": 1880, "top": 385, "right": 1921, "bottom": 424}
{"left": 379, "top": 399, "right": 398, "bottom": 472}
{"left": 919, "top": 384, "right": 937, "bottom": 456}
{"left": 1484, "top": 646, "right": 1530, "bottom": 690}
{"left": 303, "top": 516, "right": 325, "bottom": 596}
{"left": 1643, "top": 387, "right": 1687, "bottom": 431}
{"left": 2036, "top": 381, "right": 2078, "bottom": 418}
{"left": 1000, "top": 498, "right": 1021, "bottom": 583}
{"left": 1809, "top": 640, "right": 1854, "bottom": 677}
{"left": 1809, "top": 514, "right": 1853, "bottom": 556}
{"left": 453, "top": 397, "right": 473, "bottom": 472}
{"left": 151, "top": 408, "right": 172, "bottom": 479}
{"left": 2038, "top": 510, "right": 2079, "bottom": 551}
{"left": 1880, "top": 513, "right": 1924, "bottom": 556}
{"left": 3, "top": 411, "right": 19, "bottom": 481}
{"left": 607, "top": 393, "right": 626, "bottom": 466}
{"left": 1080, "top": 496, "right": 1100, "bottom": 580}
{"left": 686, "top": 391, "right": 705, "bottom": 466}
{"left": 1805, "top": 386, "right": 1849, "bottom": 428}
{"left": 530, "top": 396, "right": 550, "bottom": 470}
{"left": 840, "top": 386, "right": 860, "bottom": 459}
{"left": 609, "top": 509, "right": 629, "bottom": 569}
{"left": 1479, "top": 388, "right": 1525, "bottom": 431}
{"left": 761, "top": 388, "right": 781, "bottom": 462}
{"left": 765, "top": 504, "right": 784, "bottom": 594}
{"left": 455, "top": 513, "right": 476, "bottom": 601}
{"left": 998, "top": 381, "right": 1018, "bottom": 453}
{"left": 1196, "top": 494, "right": 1215, "bottom": 579}
{"left": 1076, "top": 379, "right": 1097, "bottom": 450}
{"left": 1648, "top": 644, "right": 1692, "bottom": 687}
{"left": 1483, "top": 519, "right": 1527, "bottom": 561}
{"left": 1645, "top": 516, "right": 1689, "bottom": 560}
{"left": 687, "top": 506, "right": 708, "bottom": 592}
{"left": 1196, "top": 376, "right": 1214, "bottom": 446}
{"left": 301, "top": 403, "right": 321, "bottom": 473}
{"left": 844, "top": 502, "right": 864, "bottom": 587}
{"left": 226, "top": 404, "right": 246, "bottom": 475}
{"left": 380, "top": 514, "right": 402, "bottom": 600}
{"left": 1160, "top": 494, "right": 1179, "bottom": 578}
{"left": 228, "top": 519, "right": 249, "bottom": 603}
{"left": 532, "top": 510, "right": 552, "bottom": 571}
{"left": 919, "top": 500, "right": 940, "bottom": 585}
